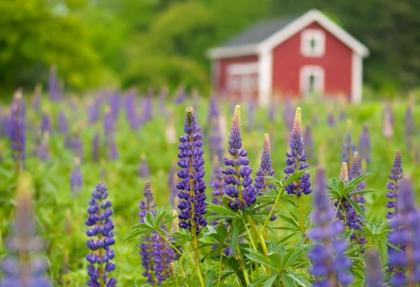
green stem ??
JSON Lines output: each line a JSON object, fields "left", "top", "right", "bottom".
{"left": 237, "top": 246, "right": 250, "bottom": 286}
{"left": 262, "top": 189, "right": 282, "bottom": 232}
{"left": 192, "top": 234, "right": 205, "bottom": 287}
{"left": 242, "top": 217, "right": 257, "bottom": 251}
{"left": 246, "top": 214, "right": 268, "bottom": 256}
{"left": 216, "top": 249, "right": 223, "bottom": 287}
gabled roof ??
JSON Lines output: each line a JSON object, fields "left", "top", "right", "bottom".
{"left": 208, "top": 9, "right": 369, "bottom": 59}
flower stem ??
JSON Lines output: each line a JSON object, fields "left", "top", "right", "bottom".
{"left": 192, "top": 234, "right": 205, "bottom": 287}
{"left": 246, "top": 214, "right": 268, "bottom": 256}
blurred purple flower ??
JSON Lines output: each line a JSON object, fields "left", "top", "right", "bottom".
{"left": 404, "top": 105, "right": 413, "bottom": 151}
{"left": 283, "top": 100, "right": 294, "bottom": 130}
{"left": 70, "top": 158, "right": 82, "bottom": 193}
{"left": 365, "top": 249, "right": 384, "bottom": 287}
{"left": 208, "top": 97, "right": 224, "bottom": 163}
{"left": 139, "top": 156, "right": 150, "bottom": 179}
{"left": 36, "top": 133, "right": 50, "bottom": 161}
{"left": 386, "top": 151, "right": 403, "bottom": 220}
{"left": 124, "top": 91, "right": 139, "bottom": 130}
{"left": 308, "top": 168, "right": 353, "bottom": 286}
{"left": 255, "top": 133, "right": 274, "bottom": 194}
{"left": 10, "top": 91, "right": 26, "bottom": 168}
{"left": 327, "top": 112, "right": 335, "bottom": 127}
{"left": 57, "top": 111, "right": 69, "bottom": 135}
{"left": 91, "top": 133, "right": 100, "bottom": 162}
{"left": 48, "top": 66, "right": 62, "bottom": 101}
{"left": 359, "top": 124, "right": 370, "bottom": 164}
{"left": 303, "top": 125, "right": 314, "bottom": 163}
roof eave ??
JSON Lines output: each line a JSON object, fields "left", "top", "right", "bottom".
{"left": 207, "top": 44, "right": 259, "bottom": 59}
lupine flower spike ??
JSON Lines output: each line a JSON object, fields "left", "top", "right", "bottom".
{"left": 255, "top": 133, "right": 274, "bottom": 194}
{"left": 0, "top": 174, "right": 51, "bottom": 287}
{"left": 303, "top": 125, "right": 314, "bottom": 163}
{"left": 359, "top": 124, "right": 370, "bottom": 164}
{"left": 177, "top": 107, "right": 207, "bottom": 234}
{"left": 387, "top": 178, "right": 420, "bottom": 286}
{"left": 386, "top": 151, "right": 403, "bottom": 220}
{"left": 10, "top": 90, "right": 26, "bottom": 171}
{"left": 308, "top": 168, "right": 353, "bottom": 287}
{"left": 223, "top": 105, "right": 256, "bottom": 210}
{"left": 139, "top": 154, "right": 150, "bottom": 179}
{"left": 85, "top": 183, "right": 116, "bottom": 287}
{"left": 349, "top": 152, "right": 366, "bottom": 205}
{"left": 342, "top": 120, "right": 355, "bottom": 169}
{"left": 284, "top": 107, "right": 311, "bottom": 196}
{"left": 365, "top": 249, "right": 384, "bottom": 287}
{"left": 37, "top": 132, "right": 50, "bottom": 161}
{"left": 70, "top": 157, "right": 83, "bottom": 193}
{"left": 404, "top": 105, "right": 413, "bottom": 151}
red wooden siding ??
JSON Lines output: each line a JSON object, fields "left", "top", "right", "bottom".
{"left": 271, "top": 21, "right": 353, "bottom": 100}
{"left": 215, "top": 55, "right": 259, "bottom": 101}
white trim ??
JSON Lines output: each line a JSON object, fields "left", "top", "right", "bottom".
{"left": 351, "top": 52, "right": 363, "bottom": 103}
{"left": 258, "top": 50, "right": 272, "bottom": 106}
{"left": 207, "top": 9, "right": 369, "bottom": 59}
{"left": 227, "top": 63, "right": 259, "bottom": 75}
{"left": 299, "top": 65, "right": 324, "bottom": 95}
{"left": 300, "top": 29, "right": 325, "bottom": 57}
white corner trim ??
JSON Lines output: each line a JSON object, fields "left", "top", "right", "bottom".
{"left": 227, "top": 63, "right": 259, "bottom": 75}
{"left": 351, "top": 52, "right": 363, "bottom": 103}
{"left": 300, "top": 29, "right": 326, "bottom": 57}
{"left": 207, "top": 44, "right": 258, "bottom": 59}
{"left": 259, "top": 9, "right": 369, "bottom": 57}
{"left": 299, "top": 65, "right": 324, "bottom": 95}
{"left": 258, "top": 50, "right": 272, "bottom": 106}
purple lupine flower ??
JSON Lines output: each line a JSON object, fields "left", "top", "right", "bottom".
{"left": 308, "top": 168, "right": 353, "bottom": 287}
{"left": 48, "top": 66, "right": 62, "bottom": 101}
{"left": 388, "top": 178, "right": 420, "bottom": 286}
{"left": 342, "top": 121, "right": 355, "bottom": 169}
{"left": 70, "top": 158, "right": 82, "bottom": 193}
{"left": 87, "top": 98, "right": 101, "bottom": 124}
{"left": 10, "top": 91, "right": 26, "bottom": 168}
{"left": 386, "top": 151, "right": 403, "bottom": 220}
{"left": 104, "top": 108, "right": 118, "bottom": 160}
{"left": 255, "top": 133, "right": 274, "bottom": 194}
{"left": 303, "top": 125, "right": 314, "bottom": 163}
{"left": 208, "top": 97, "right": 224, "bottom": 163}
{"left": 404, "top": 105, "right": 413, "bottom": 151}
{"left": 267, "top": 101, "right": 276, "bottom": 122}
{"left": 223, "top": 105, "right": 256, "bottom": 210}
{"left": 139, "top": 183, "right": 175, "bottom": 285}
{"left": 85, "top": 183, "right": 116, "bottom": 287}
{"left": 40, "top": 113, "right": 51, "bottom": 135}
{"left": 139, "top": 95, "right": 153, "bottom": 125}
{"left": 91, "top": 133, "right": 100, "bottom": 163}
{"left": 349, "top": 152, "right": 366, "bottom": 204}
{"left": 174, "top": 87, "right": 186, "bottom": 105}
{"left": 158, "top": 86, "right": 168, "bottom": 119}
{"left": 57, "top": 111, "right": 69, "bottom": 135}
{"left": 283, "top": 100, "right": 294, "bottom": 130}
{"left": 327, "top": 112, "right": 335, "bottom": 127}
{"left": 210, "top": 157, "right": 224, "bottom": 206}
{"left": 108, "top": 93, "right": 120, "bottom": 121}
{"left": 284, "top": 107, "right": 311, "bottom": 196}
{"left": 359, "top": 124, "right": 371, "bottom": 164}
{"left": 124, "top": 91, "right": 139, "bottom": 130}
{"left": 383, "top": 103, "right": 394, "bottom": 139}
{"left": 31, "top": 84, "right": 42, "bottom": 113}
{"left": 335, "top": 162, "right": 366, "bottom": 247}
{"left": 139, "top": 155, "right": 150, "bottom": 179}
{"left": 365, "top": 249, "right": 384, "bottom": 287}
{"left": 0, "top": 178, "right": 51, "bottom": 287}
{"left": 246, "top": 101, "right": 256, "bottom": 131}
{"left": 37, "top": 132, "right": 50, "bottom": 161}
{"left": 177, "top": 107, "right": 207, "bottom": 234}
{"left": 66, "top": 133, "right": 83, "bottom": 159}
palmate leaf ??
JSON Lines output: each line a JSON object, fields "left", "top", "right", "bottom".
{"left": 207, "top": 203, "right": 241, "bottom": 221}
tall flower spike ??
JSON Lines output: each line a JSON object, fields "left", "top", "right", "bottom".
{"left": 10, "top": 90, "right": 26, "bottom": 169}
{"left": 404, "top": 105, "right": 413, "bottom": 151}
{"left": 365, "top": 249, "right": 384, "bottom": 287}
{"left": 386, "top": 151, "right": 403, "bottom": 220}
{"left": 383, "top": 104, "right": 394, "bottom": 139}
{"left": 57, "top": 111, "right": 69, "bottom": 135}
{"left": 223, "top": 105, "right": 256, "bottom": 210}
{"left": 388, "top": 178, "right": 420, "bottom": 286}
{"left": 37, "top": 132, "right": 50, "bottom": 161}
{"left": 70, "top": 157, "right": 82, "bottom": 193}
{"left": 139, "top": 155, "right": 150, "bottom": 179}
{"left": 336, "top": 162, "right": 366, "bottom": 247}
{"left": 85, "top": 183, "right": 116, "bottom": 287}
{"left": 40, "top": 113, "right": 51, "bottom": 135}
{"left": 349, "top": 152, "right": 366, "bottom": 204}
{"left": 303, "top": 125, "right": 314, "bottom": 163}
{"left": 210, "top": 157, "right": 224, "bottom": 206}
{"left": 342, "top": 120, "right": 355, "bottom": 169}
{"left": 48, "top": 66, "right": 62, "bottom": 101}
{"left": 308, "top": 168, "right": 353, "bottom": 287}
{"left": 255, "top": 133, "right": 274, "bottom": 194}
{"left": 0, "top": 174, "right": 51, "bottom": 287}
{"left": 91, "top": 133, "right": 100, "bottom": 162}
{"left": 208, "top": 97, "right": 224, "bottom": 163}
{"left": 359, "top": 124, "right": 371, "bottom": 164}
{"left": 284, "top": 107, "right": 311, "bottom": 196}
{"left": 177, "top": 107, "right": 207, "bottom": 234}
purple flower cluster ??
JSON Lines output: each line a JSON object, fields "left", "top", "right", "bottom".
{"left": 284, "top": 107, "right": 311, "bottom": 196}
{"left": 303, "top": 125, "right": 314, "bottom": 163}
{"left": 139, "top": 183, "right": 175, "bottom": 285}
{"left": 255, "top": 133, "right": 274, "bottom": 194}
{"left": 387, "top": 179, "right": 420, "bottom": 286}
{"left": 40, "top": 113, "right": 51, "bottom": 135}
{"left": 57, "top": 111, "right": 69, "bottom": 135}
{"left": 308, "top": 168, "right": 353, "bottom": 286}
{"left": 48, "top": 66, "right": 62, "bottom": 101}
{"left": 37, "top": 133, "right": 50, "bottom": 161}
{"left": 404, "top": 105, "right": 413, "bottom": 150}
{"left": 139, "top": 156, "right": 150, "bottom": 179}
{"left": 0, "top": 182, "right": 51, "bottom": 287}
{"left": 177, "top": 108, "right": 207, "bottom": 234}
{"left": 10, "top": 91, "right": 26, "bottom": 167}
{"left": 359, "top": 125, "right": 371, "bottom": 164}
{"left": 70, "top": 158, "right": 83, "bottom": 193}
{"left": 342, "top": 123, "right": 355, "bottom": 169}
{"left": 103, "top": 108, "right": 118, "bottom": 160}
{"left": 386, "top": 152, "right": 403, "bottom": 220}
{"left": 223, "top": 105, "right": 256, "bottom": 210}
{"left": 365, "top": 249, "right": 384, "bottom": 287}
{"left": 85, "top": 183, "right": 116, "bottom": 287}
{"left": 210, "top": 163, "right": 224, "bottom": 205}
{"left": 208, "top": 97, "right": 224, "bottom": 163}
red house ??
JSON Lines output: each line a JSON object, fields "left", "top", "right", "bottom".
{"left": 208, "top": 9, "right": 369, "bottom": 105}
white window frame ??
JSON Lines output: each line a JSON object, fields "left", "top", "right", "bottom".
{"left": 300, "top": 65, "right": 324, "bottom": 95}
{"left": 301, "top": 29, "right": 325, "bottom": 57}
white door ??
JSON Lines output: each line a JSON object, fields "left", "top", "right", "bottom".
{"left": 300, "top": 66, "right": 324, "bottom": 96}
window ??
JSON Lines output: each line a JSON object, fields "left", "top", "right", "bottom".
{"left": 300, "top": 66, "right": 324, "bottom": 96}
{"left": 301, "top": 29, "right": 325, "bottom": 57}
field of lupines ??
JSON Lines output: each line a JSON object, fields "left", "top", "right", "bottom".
{"left": 0, "top": 78, "right": 419, "bottom": 286}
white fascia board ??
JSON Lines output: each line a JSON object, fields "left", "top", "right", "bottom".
{"left": 207, "top": 44, "right": 259, "bottom": 59}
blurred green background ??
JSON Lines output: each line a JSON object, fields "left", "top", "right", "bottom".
{"left": 0, "top": 0, "right": 419, "bottom": 94}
